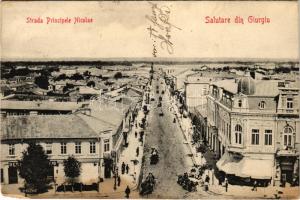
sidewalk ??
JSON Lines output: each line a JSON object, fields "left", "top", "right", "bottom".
{"left": 168, "top": 92, "right": 204, "bottom": 167}
{"left": 206, "top": 182, "right": 300, "bottom": 199}
{"left": 117, "top": 108, "right": 146, "bottom": 190}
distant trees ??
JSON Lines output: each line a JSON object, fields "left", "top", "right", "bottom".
{"left": 114, "top": 72, "right": 123, "bottom": 79}
{"left": 63, "top": 156, "right": 81, "bottom": 192}
{"left": 19, "top": 143, "right": 50, "bottom": 194}
{"left": 70, "top": 73, "right": 84, "bottom": 80}
{"left": 87, "top": 81, "right": 96, "bottom": 88}
{"left": 54, "top": 73, "right": 84, "bottom": 81}
{"left": 275, "top": 66, "right": 291, "bottom": 73}
{"left": 34, "top": 75, "right": 49, "bottom": 90}
{"left": 54, "top": 73, "right": 67, "bottom": 81}
{"left": 83, "top": 70, "right": 91, "bottom": 77}
{"left": 62, "top": 83, "right": 75, "bottom": 93}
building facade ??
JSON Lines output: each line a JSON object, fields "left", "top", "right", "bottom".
{"left": 206, "top": 76, "right": 299, "bottom": 187}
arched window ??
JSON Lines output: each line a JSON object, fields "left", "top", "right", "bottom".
{"left": 235, "top": 124, "right": 242, "bottom": 144}
{"left": 238, "top": 100, "right": 242, "bottom": 108}
{"left": 283, "top": 126, "right": 293, "bottom": 146}
{"left": 258, "top": 101, "right": 266, "bottom": 109}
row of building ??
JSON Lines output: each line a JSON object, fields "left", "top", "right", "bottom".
{"left": 0, "top": 68, "right": 150, "bottom": 186}
{"left": 164, "top": 67, "right": 299, "bottom": 187}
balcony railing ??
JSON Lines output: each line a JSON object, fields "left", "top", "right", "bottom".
{"left": 277, "top": 108, "right": 299, "bottom": 115}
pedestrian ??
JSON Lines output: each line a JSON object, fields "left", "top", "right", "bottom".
{"left": 125, "top": 185, "right": 130, "bottom": 198}
{"left": 136, "top": 147, "right": 139, "bottom": 157}
{"left": 121, "top": 162, "right": 126, "bottom": 174}
{"left": 252, "top": 180, "right": 257, "bottom": 191}
{"left": 224, "top": 177, "right": 228, "bottom": 192}
{"left": 141, "top": 131, "right": 144, "bottom": 138}
{"left": 135, "top": 131, "right": 137, "bottom": 138}
{"left": 117, "top": 175, "right": 121, "bottom": 186}
{"left": 126, "top": 164, "right": 129, "bottom": 174}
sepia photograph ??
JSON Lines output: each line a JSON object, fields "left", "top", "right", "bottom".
{"left": 0, "top": 1, "right": 299, "bottom": 199}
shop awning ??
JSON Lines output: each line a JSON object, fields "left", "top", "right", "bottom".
{"left": 216, "top": 152, "right": 242, "bottom": 175}
{"left": 239, "top": 158, "right": 273, "bottom": 179}
{"left": 217, "top": 153, "right": 273, "bottom": 180}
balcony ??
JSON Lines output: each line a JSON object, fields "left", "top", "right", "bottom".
{"left": 276, "top": 147, "right": 298, "bottom": 157}
{"left": 277, "top": 108, "right": 299, "bottom": 115}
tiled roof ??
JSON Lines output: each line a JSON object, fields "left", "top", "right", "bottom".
{"left": 88, "top": 101, "right": 129, "bottom": 128}
{"left": 1, "top": 100, "right": 129, "bottom": 140}
{"left": 79, "top": 86, "right": 100, "bottom": 95}
{"left": 252, "top": 80, "right": 280, "bottom": 97}
{"left": 1, "top": 100, "right": 83, "bottom": 111}
{"left": 213, "top": 79, "right": 238, "bottom": 94}
{"left": 1, "top": 115, "right": 98, "bottom": 140}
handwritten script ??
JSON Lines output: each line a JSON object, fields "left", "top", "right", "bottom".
{"left": 146, "top": 2, "right": 181, "bottom": 56}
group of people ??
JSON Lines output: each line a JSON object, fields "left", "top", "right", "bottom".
{"left": 121, "top": 162, "right": 130, "bottom": 175}
{"left": 135, "top": 130, "right": 145, "bottom": 144}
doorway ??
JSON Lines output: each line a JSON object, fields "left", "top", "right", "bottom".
{"left": 8, "top": 166, "right": 18, "bottom": 184}
{"left": 281, "top": 170, "right": 293, "bottom": 186}
{"left": 104, "top": 159, "right": 113, "bottom": 178}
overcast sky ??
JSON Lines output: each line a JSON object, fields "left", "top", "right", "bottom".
{"left": 1, "top": 1, "right": 299, "bottom": 61}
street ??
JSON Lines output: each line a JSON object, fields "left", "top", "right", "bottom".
{"left": 141, "top": 73, "right": 195, "bottom": 198}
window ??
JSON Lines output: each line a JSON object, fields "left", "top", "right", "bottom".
{"left": 45, "top": 142, "right": 52, "bottom": 154}
{"left": 61, "top": 142, "right": 67, "bottom": 154}
{"left": 1, "top": 169, "right": 3, "bottom": 183}
{"left": 259, "top": 101, "right": 266, "bottom": 109}
{"left": 264, "top": 130, "right": 272, "bottom": 145}
{"left": 90, "top": 142, "right": 96, "bottom": 154}
{"left": 283, "top": 126, "right": 293, "bottom": 146}
{"left": 9, "top": 144, "right": 15, "bottom": 155}
{"left": 75, "top": 142, "right": 81, "bottom": 154}
{"left": 235, "top": 125, "right": 242, "bottom": 144}
{"left": 287, "top": 98, "right": 293, "bottom": 109}
{"left": 104, "top": 139, "right": 110, "bottom": 152}
{"left": 238, "top": 100, "right": 242, "bottom": 108}
{"left": 251, "top": 129, "right": 260, "bottom": 145}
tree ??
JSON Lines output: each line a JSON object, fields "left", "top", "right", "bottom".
{"left": 63, "top": 156, "right": 81, "bottom": 192}
{"left": 70, "top": 73, "right": 84, "bottom": 80}
{"left": 83, "top": 70, "right": 91, "bottom": 77}
{"left": 34, "top": 76, "right": 49, "bottom": 90}
{"left": 114, "top": 72, "right": 123, "bottom": 79}
{"left": 54, "top": 73, "right": 67, "bottom": 81}
{"left": 87, "top": 81, "right": 95, "bottom": 88}
{"left": 19, "top": 143, "right": 50, "bottom": 193}
{"left": 62, "top": 83, "right": 74, "bottom": 93}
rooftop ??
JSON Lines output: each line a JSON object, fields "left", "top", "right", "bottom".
{"left": 213, "top": 79, "right": 238, "bottom": 94}
{"left": 1, "top": 114, "right": 97, "bottom": 140}
{"left": 1, "top": 100, "right": 83, "bottom": 111}
{"left": 1, "top": 101, "right": 129, "bottom": 140}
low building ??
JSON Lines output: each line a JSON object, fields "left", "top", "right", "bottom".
{"left": 0, "top": 100, "right": 134, "bottom": 186}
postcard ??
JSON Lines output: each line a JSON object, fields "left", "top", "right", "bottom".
{"left": 1, "top": 1, "right": 299, "bottom": 199}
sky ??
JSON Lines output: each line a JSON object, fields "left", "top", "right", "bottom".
{"left": 1, "top": 1, "right": 299, "bottom": 61}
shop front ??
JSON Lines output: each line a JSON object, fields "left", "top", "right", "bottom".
{"left": 216, "top": 152, "right": 273, "bottom": 186}
{"left": 275, "top": 150, "right": 299, "bottom": 187}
